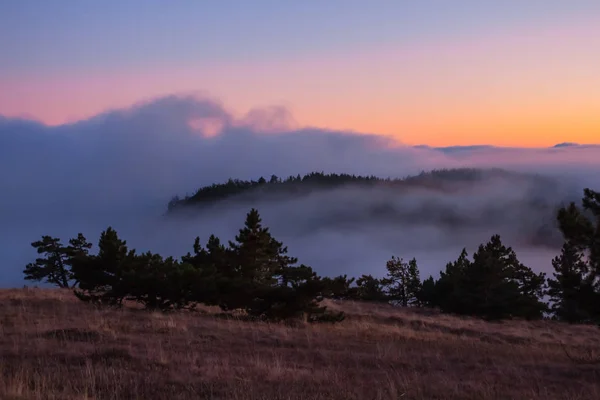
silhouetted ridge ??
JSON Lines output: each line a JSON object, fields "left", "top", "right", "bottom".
{"left": 167, "top": 168, "right": 545, "bottom": 212}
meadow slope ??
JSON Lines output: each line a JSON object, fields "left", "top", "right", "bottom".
{"left": 1, "top": 289, "right": 599, "bottom": 400}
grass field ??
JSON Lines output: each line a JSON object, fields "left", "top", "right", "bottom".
{"left": 1, "top": 288, "right": 599, "bottom": 399}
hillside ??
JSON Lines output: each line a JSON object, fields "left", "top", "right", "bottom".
{"left": 1, "top": 289, "right": 599, "bottom": 400}
{"left": 167, "top": 168, "right": 554, "bottom": 211}
{"left": 165, "top": 168, "right": 566, "bottom": 249}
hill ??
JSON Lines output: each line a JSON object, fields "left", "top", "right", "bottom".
{"left": 165, "top": 168, "right": 566, "bottom": 249}
{"left": 1, "top": 288, "right": 598, "bottom": 400}
{"left": 167, "top": 168, "right": 553, "bottom": 211}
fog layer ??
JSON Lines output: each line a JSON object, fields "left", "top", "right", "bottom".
{"left": 1, "top": 94, "right": 599, "bottom": 286}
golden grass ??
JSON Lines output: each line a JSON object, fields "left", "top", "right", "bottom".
{"left": 1, "top": 288, "right": 599, "bottom": 399}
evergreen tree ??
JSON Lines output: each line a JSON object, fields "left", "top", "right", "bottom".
{"left": 180, "top": 235, "right": 226, "bottom": 307}
{"left": 251, "top": 264, "right": 330, "bottom": 321}
{"left": 355, "top": 274, "right": 386, "bottom": 301}
{"left": 228, "top": 208, "right": 296, "bottom": 286}
{"left": 321, "top": 275, "right": 356, "bottom": 299}
{"left": 72, "top": 227, "right": 136, "bottom": 306}
{"left": 418, "top": 276, "right": 438, "bottom": 307}
{"left": 428, "top": 236, "right": 547, "bottom": 320}
{"left": 181, "top": 236, "right": 210, "bottom": 267}
{"left": 465, "top": 235, "right": 547, "bottom": 320}
{"left": 382, "top": 256, "right": 422, "bottom": 306}
{"left": 224, "top": 208, "right": 330, "bottom": 321}
{"left": 548, "top": 241, "right": 595, "bottom": 322}
{"left": 65, "top": 233, "right": 93, "bottom": 287}
{"left": 432, "top": 248, "right": 471, "bottom": 313}
{"left": 24, "top": 233, "right": 91, "bottom": 288}
{"left": 553, "top": 188, "right": 600, "bottom": 323}
{"left": 126, "top": 252, "right": 184, "bottom": 310}
{"left": 407, "top": 258, "right": 422, "bottom": 305}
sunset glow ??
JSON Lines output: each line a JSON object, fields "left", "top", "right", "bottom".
{"left": 1, "top": 1, "right": 599, "bottom": 147}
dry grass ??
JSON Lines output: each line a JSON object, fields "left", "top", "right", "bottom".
{"left": 1, "top": 289, "right": 599, "bottom": 399}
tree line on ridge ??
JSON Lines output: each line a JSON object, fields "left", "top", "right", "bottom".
{"left": 166, "top": 169, "right": 532, "bottom": 211}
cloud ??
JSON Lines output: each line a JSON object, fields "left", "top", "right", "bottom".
{"left": 1, "top": 93, "right": 599, "bottom": 286}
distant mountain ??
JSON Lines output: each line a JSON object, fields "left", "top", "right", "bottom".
{"left": 416, "top": 145, "right": 496, "bottom": 153}
{"left": 552, "top": 142, "right": 579, "bottom": 148}
{"left": 416, "top": 143, "right": 598, "bottom": 151}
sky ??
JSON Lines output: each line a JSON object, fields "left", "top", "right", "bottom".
{"left": 1, "top": 0, "right": 600, "bottom": 146}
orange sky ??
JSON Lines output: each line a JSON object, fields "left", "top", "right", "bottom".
{"left": 1, "top": 21, "right": 599, "bottom": 147}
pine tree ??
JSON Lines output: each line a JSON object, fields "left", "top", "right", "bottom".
{"left": 321, "top": 275, "right": 356, "bottom": 299}
{"left": 228, "top": 208, "right": 296, "bottom": 285}
{"left": 355, "top": 274, "right": 386, "bottom": 301}
{"left": 466, "top": 234, "right": 547, "bottom": 320}
{"left": 72, "top": 227, "right": 136, "bottom": 306}
{"left": 382, "top": 256, "right": 422, "bottom": 306}
{"left": 24, "top": 236, "right": 70, "bottom": 288}
{"left": 432, "top": 248, "right": 471, "bottom": 313}
{"left": 65, "top": 233, "right": 93, "bottom": 287}
{"left": 407, "top": 258, "right": 422, "bottom": 305}
{"left": 125, "top": 252, "right": 193, "bottom": 311}
{"left": 553, "top": 188, "right": 600, "bottom": 323}
{"left": 548, "top": 241, "right": 594, "bottom": 322}
{"left": 429, "top": 236, "right": 546, "bottom": 320}
{"left": 181, "top": 236, "right": 210, "bottom": 267}
{"left": 24, "top": 233, "right": 91, "bottom": 288}
{"left": 224, "top": 208, "right": 329, "bottom": 321}
{"left": 463, "top": 235, "right": 546, "bottom": 319}
{"left": 180, "top": 234, "right": 227, "bottom": 307}
{"left": 253, "top": 264, "right": 329, "bottom": 321}
{"left": 418, "top": 276, "right": 438, "bottom": 307}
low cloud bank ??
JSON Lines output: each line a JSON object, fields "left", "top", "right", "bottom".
{"left": 1, "top": 94, "right": 599, "bottom": 286}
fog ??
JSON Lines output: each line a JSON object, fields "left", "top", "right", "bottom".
{"left": 1, "top": 94, "right": 599, "bottom": 286}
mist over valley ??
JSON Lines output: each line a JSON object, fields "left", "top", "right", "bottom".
{"left": 2, "top": 95, "right": 598, "bottom": 286}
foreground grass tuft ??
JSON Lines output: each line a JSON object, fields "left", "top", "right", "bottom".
{"left": 1, "top": 288, "right": 599, "bottom": 399}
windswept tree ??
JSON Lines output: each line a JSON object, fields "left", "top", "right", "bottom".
{"left": 24, "top": 233, "right": 91, "bottom": 288}
{"left": 382, "top": 256, "right": 422, "bottom": 306}
{"left": 65, "top": 233, "right": 93, "bottom": 286}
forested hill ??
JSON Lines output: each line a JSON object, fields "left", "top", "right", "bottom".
{"left": 166, "top": 168, "right": 550, "bottom": 212}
